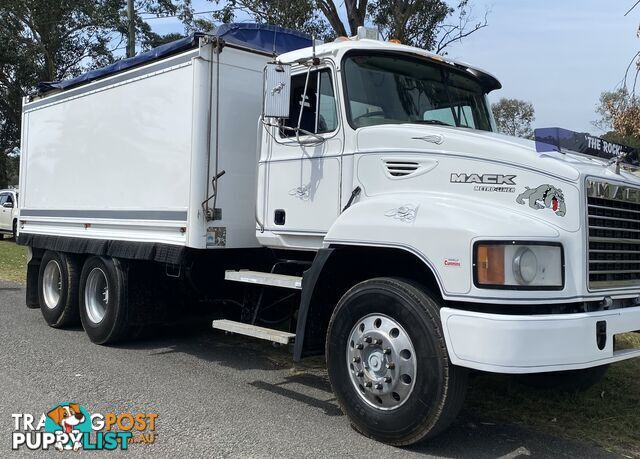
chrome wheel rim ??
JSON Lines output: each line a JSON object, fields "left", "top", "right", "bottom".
{"left": 42, "top": 260, "right": 62, "bottom": 309}
{"left": 346, "top": 313, "right": 417, "bottom": 411}
{"left": 85, "top": 268, "right": 109, "bottom": 324}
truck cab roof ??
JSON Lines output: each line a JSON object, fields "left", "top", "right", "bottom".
{"left": 279, "top": 38, "right": 502, "bottom": 92}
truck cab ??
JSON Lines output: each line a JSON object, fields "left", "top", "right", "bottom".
{"left": 253, "top": 30, "right": 640, "bottom": 440}
{"left": 257, "top": 36, "right": 500, "bottom": 249}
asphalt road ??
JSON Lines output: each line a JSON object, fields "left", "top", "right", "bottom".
{"left": 0, "top": 279, "right": 614, "bottom": 458}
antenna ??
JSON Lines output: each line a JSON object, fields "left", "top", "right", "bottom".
{"left": 271, "top": 27, "right": 278, "bottom": 59}
{"left": 311, "top": 36, "right": 320, "bottom": 66}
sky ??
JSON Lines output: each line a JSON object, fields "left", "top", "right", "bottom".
{"left": 147, "top": 0, "right": 639, "bottom": 134}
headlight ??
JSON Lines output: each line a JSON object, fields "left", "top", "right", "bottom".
{"left": 474, "top": 242, "right": 564, "bottom": 289}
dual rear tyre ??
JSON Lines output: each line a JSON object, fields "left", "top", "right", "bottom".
{"left": 38, "top": 252, "right": 133, "bottom": 344}
{"left": 38, "top": 251, "right": 81, "bottom": 328}
{"left": 79, "top": 256, "right": 132, "bottom": 344}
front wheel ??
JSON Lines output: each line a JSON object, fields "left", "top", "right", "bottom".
{"left": 326, "top": 278, "right": 467, "bottom": 446}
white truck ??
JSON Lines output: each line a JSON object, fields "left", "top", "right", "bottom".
{"left": 18, "top": 23, "right": 640, "bottom": 445}
{"left": 0, "top": 189, "right": 18, "bottom": 238}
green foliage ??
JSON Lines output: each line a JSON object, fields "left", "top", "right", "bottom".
{"left": 201, "top": 0, "right": 487, "bottom": 52}
{"left": 369, "top": 0, "right": 452, "bottom": 50}
{"left": 594, "top": 89, "right": 640, "bottom": 142}
{"left": 491, "top": 98, "right": 536, "bottom": 139}
{"left": 203, "top": 0, "right": 330, "bottom": 39}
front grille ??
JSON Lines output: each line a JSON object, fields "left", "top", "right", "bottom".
{"left": 587, "top": 180, "right": 640, "bottom": 289}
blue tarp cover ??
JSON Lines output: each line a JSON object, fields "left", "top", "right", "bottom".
{"left": 216, "top": 23, "right": 311, "bottom": 55}
{"left": 37, "top": 23, "right": 312, "bottom": 93}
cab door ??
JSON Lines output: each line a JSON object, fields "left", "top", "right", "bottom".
{"left": 262, "top": 67, "right": 344, "bottom": 237}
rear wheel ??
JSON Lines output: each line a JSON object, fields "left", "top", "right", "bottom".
{"left": 38, "top": 251, "right": 81, "bottom": 328}
{"left": 326, "top": 278, "right": 467, "bottom": 446}
{"left": 79, "top": 256, "right": 133, "bottom": 344}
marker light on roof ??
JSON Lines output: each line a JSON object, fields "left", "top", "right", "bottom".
{"left": 389, "top": 39, "right": 401, "bottom": 44}
{"left": 357, "top": 26, "right": 379, "bottom": 40}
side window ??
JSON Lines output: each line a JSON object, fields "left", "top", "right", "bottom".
{"left": 0, "top": 194, "right": 7, "bottom": 206}
{"left": 5, "top": 194, "right": 13, "bottom": 204}
{"left": 317, "top": 71, "right": 337, "bottom": 133}
{"left": 282, "top": 69, "right": 337, "bottom": 137}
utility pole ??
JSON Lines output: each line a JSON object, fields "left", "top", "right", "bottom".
{"left": 127, "top": 0, "right": 135, "bottom": 58}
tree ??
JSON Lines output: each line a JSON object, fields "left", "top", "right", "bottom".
{"left": 202, "top": 0, "right": 488, "bottom": 52}
{"left": 594, "top": 89, "right": 640, "bottom": 146}
{"left": 205, "top": 0, "right": 330, "bottom": 38}
{"left": 491, "top": 98, "right": 535, "bottom": 139}
{"left": 370, "top": 0, "right": 488, "bottom": 53}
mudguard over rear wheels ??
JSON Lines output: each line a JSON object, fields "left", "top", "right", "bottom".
{"left": 326, "top": 277, "right": 467, "bottom": 446}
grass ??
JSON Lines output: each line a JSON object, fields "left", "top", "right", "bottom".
{"left": 0, "top": 243, "right": 638, "bottom": 454}
{"left": 465, "top": 333, "right": 640, "bottom": 457}
{"left": 0, "top": 238, "right": 26, "bottom": 283}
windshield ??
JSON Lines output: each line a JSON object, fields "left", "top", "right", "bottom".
{"left": 343, "top": 52, "right": 493, "bottom": 131}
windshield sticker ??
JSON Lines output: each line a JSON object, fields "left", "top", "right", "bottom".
{"left": 516, "top": 185, "right": 566, "bottom": 217}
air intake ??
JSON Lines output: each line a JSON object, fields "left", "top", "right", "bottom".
{"left": 384, "top": 160, "right": 419, "bottom": 177}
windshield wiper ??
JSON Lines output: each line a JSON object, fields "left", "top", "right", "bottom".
{"left": 410, "top": 119, "right": 453, "bottom": 127}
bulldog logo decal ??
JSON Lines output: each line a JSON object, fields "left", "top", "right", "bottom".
{"left": 516, "top": 184, "right": 566, "bottom": 217}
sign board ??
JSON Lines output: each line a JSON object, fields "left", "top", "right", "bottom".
{"left": 534, "top": 127, "right": 638, "bottom": 163}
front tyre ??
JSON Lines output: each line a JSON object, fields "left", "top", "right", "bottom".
{"left": 326, "top": 278, "right": 467, "bottom": 446}
{"left": 79, "top": 256, "right": 132, "bottom": 344}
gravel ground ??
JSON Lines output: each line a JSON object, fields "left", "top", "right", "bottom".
{"left": 0, "top": 280, "right": 614, "bottom": 458}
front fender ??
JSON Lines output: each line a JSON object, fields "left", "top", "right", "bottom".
{"left": 324, "top": 193, "right": 561, "bottom": 295}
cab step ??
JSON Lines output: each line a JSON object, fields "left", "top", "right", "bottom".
{"left": 224, "top": 270, "right": 302, "bottom": 289}
{"left": 212, "top": 319, "right": 295, "bottom": 344}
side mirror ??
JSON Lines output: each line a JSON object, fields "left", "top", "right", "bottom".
{"left": 3, "top": 202, "right": 13, "bottom": 208}
{"left": 263, "top": 62, "right": 291, "bottom": 119}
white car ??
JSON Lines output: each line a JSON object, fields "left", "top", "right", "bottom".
{"left": 0, "top": 189, "right": 18, "bottom": 239}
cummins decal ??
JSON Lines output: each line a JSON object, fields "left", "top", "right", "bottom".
{"left": 450, "top": 173, "right": 517, "bottom": 193}
{"left": 516, "top": 185, "right": 566, "bottom": 217}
